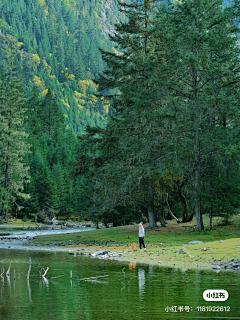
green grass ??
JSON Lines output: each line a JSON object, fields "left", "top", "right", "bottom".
{"left": 2, "top": 214, "right": 239, "bottom": 268}
{"left": 0, "top": 218, "right": 43, "bottom": 228}
{"left": 29, "top": 214, "right": 240, "bottom": 249}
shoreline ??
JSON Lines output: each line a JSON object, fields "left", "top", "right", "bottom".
{"left": 65, "top": 245, "right": 240, "bottom": 272}
{"left": 1, "top": 218, "right": 240, "bottom": 273}
{"left": 1, "top": 241, "right": 238, "bottom": 273}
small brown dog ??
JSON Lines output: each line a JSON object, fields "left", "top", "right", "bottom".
{"left": 129, "top": 243, "right": 137, "bottom": 249}
{"left": 129, "top": 262, "right": 136, "bottom": 269}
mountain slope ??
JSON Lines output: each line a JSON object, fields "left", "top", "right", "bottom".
{"left": 0, "top": 0, "right": 121, "bottom": 132}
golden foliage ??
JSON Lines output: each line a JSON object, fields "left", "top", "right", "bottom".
{"left": 101, "top": 97, "right": 110, "bottom": 114}
{"left": 78, "top": 80, "right": 90, "bottom": 95}
{"left": 66, "top": 73, "right": 75, "bottom": 81}
{"left": 33, "top": 75, "right": 45, "bottom": 90}
{"left": 32, "top": 54, "right": 41, "bottom": 64}
{"left": 61, "top": 98, "right": 70, "bottom": 109}
{"left": 42, "top": 89, "right": 49, "bottom": 96}
{"left": 74, "top": 91, "right": 82, "bottom": 100}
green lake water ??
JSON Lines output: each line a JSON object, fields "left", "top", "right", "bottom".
{"left": 0, "top": 249, "right": 239, "bottom": 320}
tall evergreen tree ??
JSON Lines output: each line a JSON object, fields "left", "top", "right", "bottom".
{"left": 153, "top": 0, "right": 240, "bottom": 230}
{"left": 97, "top": 0, "right": 167, "bottom": 228}
{"left": 0, "top": 58, "right": 30, "bottom": 220}
{"left": 95, "top": 0, "right": 240, "bottom": 230}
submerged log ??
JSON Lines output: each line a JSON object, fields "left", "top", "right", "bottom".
{"left": 6, "top": 263, "right": 11, "bottom": 276}
{"left": 50, "top": 275, "right": 64, "bottom": 280}
{"left": 27, "top": 264, "right": 31, "bottom": 280}
{"left": 77, "top": 275, "right": 109, "bottom": 281}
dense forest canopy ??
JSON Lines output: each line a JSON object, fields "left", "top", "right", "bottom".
{"left": 0, "top": 0, "right": 120, "bottom": 132}
{"left": 76, "top": 0, "right": 240, "bottom": 230}
{"left": 1, "top": 0, "right": 240, "bottom": 231}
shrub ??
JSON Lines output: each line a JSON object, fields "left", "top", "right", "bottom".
{"left": 22, "top": 215, "right": 29, "bottom": 222}
{"left": 36, "top": 211, "right": 47, "bottom": 223}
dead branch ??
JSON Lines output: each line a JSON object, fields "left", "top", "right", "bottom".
{"left": 77, "top": 275, "right": 109, "bottom": 281}
{"left": 6, "top": 263, "right": 11, "bottom": 276}
{"left": 166, "top": 194, "right": 181, "bottom": 223}
{"left": 27, "top": 264, "right": 31, "bottom": 280}
{"left": 50, "top": 275, "right": 64, "bottom": 281}
{"left": 0, "top": 267, "right": 4, "bottom": 277}
{"left": 42, "top": 267, "right": 49, "bottom": 278}
{"left": 121, "top": 282, "right": 126, "bottom": 291}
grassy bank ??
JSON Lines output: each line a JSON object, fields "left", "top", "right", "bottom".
{"left": 30, "top": 215, "right": 240, "bottom": 246}
{"left": 0, "top": 219, "right": 43, "bottom": 228}
{"left": 26, "top": 215, "right": 240, "bottom": 269}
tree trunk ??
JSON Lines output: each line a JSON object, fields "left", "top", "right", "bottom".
{"left": 193, "top": 63, "right": 204, "bottom": 231}
{"left": 159, "top": 185, "right": 166, "bottom": 226}
{"left": 158, "top": 214, "right": 166, "bottom": 227}
{"left": 195, "top": 160, "right": 204, "bottom": 230}
{"left": 177, "top": 182, "right": 193, "bottom": 222}
{"left": 147, "top": 179, "right": 157, "bottom": 228}
{"left": 209, "top": 211, "right": 212, "bottom": 231}
{"left": 96, "top": 220, "right": 99, "bottom": 229}
{"left": 158, "top": 199, "right": 166, "bottom": 227}
{"left": 2, "top": 155, "right": 10, "bottom": 221}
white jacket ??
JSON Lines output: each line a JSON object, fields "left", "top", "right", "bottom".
{"left": 139, "top": 226, "right": 145, "bottom": 237}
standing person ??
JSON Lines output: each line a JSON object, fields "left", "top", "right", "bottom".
{"left": 139, "top": 223, "right": 146, "bottom": 250}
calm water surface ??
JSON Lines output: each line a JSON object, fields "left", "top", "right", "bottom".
{"left": 0, "top": 249, "right": 239, "bottom": 320}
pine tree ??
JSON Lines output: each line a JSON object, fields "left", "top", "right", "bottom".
{"left": 0, "top": 56, "right": 30, "bottom": 220}
{"left": 40, "top": 89, "right": 65, "bottom": 139}
{"left": 153, "top": 0, "right": 240, "bottom": 230}
{"left": 97, "top": 0, "right": 165, "bottom": 228}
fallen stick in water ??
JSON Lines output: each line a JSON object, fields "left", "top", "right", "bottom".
{"left": 50, "top": 275, "right": 64, "bottom": 281}
{"left": 42, "top": 267, "right": 49, "bottom": 278}
{"left": 6, "top": 263, "right": 11, "bottom": 276}
{"left": 27, "top": 264, "right": 31, "bottom": 280}
{"left": 77, "top": 275, "right": 109, "bottom": 281}
{"left": 0, "top": 267, "right": 4, "bottom": 277}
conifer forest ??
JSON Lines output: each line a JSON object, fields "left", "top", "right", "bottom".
{"left": 1, "top": 0, "right": 240, "bottom": 231}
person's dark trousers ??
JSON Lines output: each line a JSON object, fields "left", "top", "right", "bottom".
{"left": 139, "top": 237, "right": 146, "bottom": 249}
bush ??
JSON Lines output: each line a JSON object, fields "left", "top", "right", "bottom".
{"left": 36, "top": 211, "right": 47, "bottom": 223}
{"left": 22, "top": 215, "right": 29, "bottom": 222}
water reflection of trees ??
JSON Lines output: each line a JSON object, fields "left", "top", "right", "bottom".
{"left": 0, "top": 253, "right": 238, "bottom": 320}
